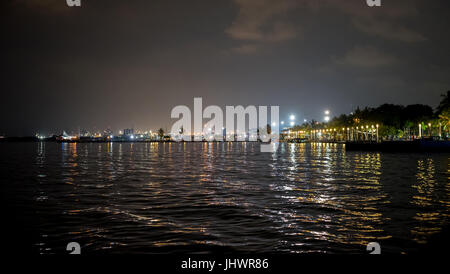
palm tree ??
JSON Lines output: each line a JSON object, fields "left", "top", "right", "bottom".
{"left": 439, "top": 109, "right": 450, "bottom": 129}
{"left": 436, "top": 91, "right": 450, "bottom": 114}
{"left": 158, "top": 128, "right": 165, "bottom": 140}
{"left": 436, "top": 91, "right": 450, "bottom": 137}
{"left": 266, "top": 124, "right": 272, "bottom": 135}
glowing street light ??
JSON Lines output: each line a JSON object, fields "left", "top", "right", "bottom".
{"left": 376, "top": 124, "right": 379, "bottom": 142}
{"left": 324, "top": 110, "right": 331, "bottom": 122}
{"left": 281, "top": 121, "right": 285, "bottom": 125}
{"left": 290, "top": 115, "right": 295, "bottom": 121}
{"left": 290, "top": 121, "right": 295, "bottom": 126}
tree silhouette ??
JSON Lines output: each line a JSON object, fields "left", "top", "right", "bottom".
{"left": 287, "top": 91, "right": 450, "bottom": 139}
{"left": 158, "top": 128, "right": 165, "bottom": 140}
{"left": 437, "top": 91, "right": 450, "bottom": 114}
{"left": 266, "top": 124, "right": 271, "bottom": 134}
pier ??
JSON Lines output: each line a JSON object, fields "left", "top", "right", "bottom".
{"left": 345, "top": 139, "right": 450, "bottom": 152}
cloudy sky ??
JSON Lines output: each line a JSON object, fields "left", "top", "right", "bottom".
{"left": 2, "top": 0, "right": 450, "bottom": 135}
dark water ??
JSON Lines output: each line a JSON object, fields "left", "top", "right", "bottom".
{"left": 0, "top": 142, "right": 449, "bottom": 254}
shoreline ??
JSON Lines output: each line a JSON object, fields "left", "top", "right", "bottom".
{"left": 1, "top": 138, "right": 449, "bottom": 152}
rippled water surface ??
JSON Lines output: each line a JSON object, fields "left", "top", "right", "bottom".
{"left": 1, "top": 142, "right": 449, "bottom": 254}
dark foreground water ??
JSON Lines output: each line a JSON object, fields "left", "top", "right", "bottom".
{"left": 0, "top": 142, "right": 449, "bottom": 254}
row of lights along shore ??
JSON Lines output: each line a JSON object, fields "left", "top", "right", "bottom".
{"left": 280, "top": 109, "right": 331, "bottom": 129}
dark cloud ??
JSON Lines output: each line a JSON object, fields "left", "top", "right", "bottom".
{"left": 335, "top": 46, "right": 398, "bottom": 67}
{"left": 225, "top": 0, "right": 300, "bottom": 42}
{"left": 225, "top": 0, "right": 426, "bottom": 55}
{"left": 353, "top": 19, "right": 426, "bottom": 42}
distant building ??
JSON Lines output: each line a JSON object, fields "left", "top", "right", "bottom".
{"left": 104, "top": 128, "right": 113, "bottom": 137}
{"left": 123, "top": 128, "right": 134, "bottom": 136}
{"left": 56, "top": 131, "right": 77, "bottom": 141}
{"left": 80, "top": 129, "right": 90, "bottom": 137}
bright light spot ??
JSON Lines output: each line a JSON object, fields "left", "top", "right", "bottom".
{"left": 290, "top": 121, "right": 295, "bottom": 126}
{"left": 325, "top": 110, "right": 330, "bottom": 115}
{"left": 304, "top": 119, "right": 307, "bottom": 122}
{"left": 130, "top": 135, "right": 135, "bottom": 139}
{"left": 272, "top": 122, "right": 276, "bottom": 126}
{"left": 324, "top": 116, "right": 330, "bottom": 122}
{"left": 290, "top": 115, "right": 295, "bottom": 121}
{"left": 281, "top": 121, "right": 285, "bottom": 125}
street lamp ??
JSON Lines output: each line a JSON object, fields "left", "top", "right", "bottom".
{"left": 290, "top": 115, "right": 295, "bottom": 121}
{"left": 324, "top": 110, "right": 330, "bottom": 122}
{"left": 376, "top": 124, "right": 379, "bottom": 142}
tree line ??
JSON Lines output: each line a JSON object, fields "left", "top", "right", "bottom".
{"left": 292, "top": 91, "right": 450, "bottom": 139}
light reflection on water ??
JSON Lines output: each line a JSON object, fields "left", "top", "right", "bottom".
{"left": 0, "top": 142, "right": 449, "bottom": 254}
{"left": 411, "top": 158, "right": 447, "bottom": 244}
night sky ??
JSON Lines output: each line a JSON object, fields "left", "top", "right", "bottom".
{"left": 2, "top": 0, "right": 450, "bottom": 136}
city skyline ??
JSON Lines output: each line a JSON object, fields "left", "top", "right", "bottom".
{"left": 2, "top": 92, "right": 447, "bottom": 138}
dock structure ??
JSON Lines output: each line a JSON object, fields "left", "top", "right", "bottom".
{"left": 345, "top": 139, "right": 450, "bottom": 152}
